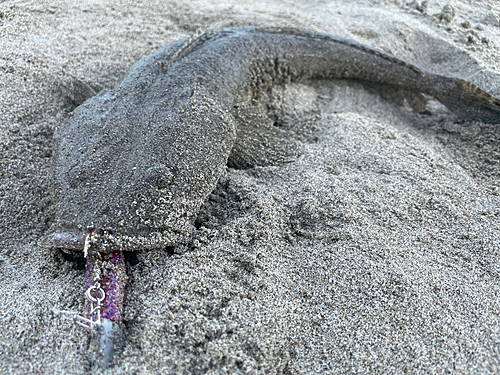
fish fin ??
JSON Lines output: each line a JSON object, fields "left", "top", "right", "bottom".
{"left": 227, "top": 124, "right": 302, "bottom": 169}
{"left": 427, "top": 74, "right": 500, "bottom": 124}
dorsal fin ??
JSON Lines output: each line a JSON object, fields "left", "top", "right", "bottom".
{"left": 250, "top": 27, "right": 425, "bottom": 77}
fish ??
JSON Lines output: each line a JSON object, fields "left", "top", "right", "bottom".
{"left": 45, "top": 26, "right": 500, "bottom": 254}
{"left": 42, "top": 26, "right": 500, "bottom": 368}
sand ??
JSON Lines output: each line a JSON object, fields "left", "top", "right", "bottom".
{"left": 1, "top": 0, "right": 500, "bottom": 373}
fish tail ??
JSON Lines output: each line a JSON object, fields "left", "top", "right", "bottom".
{"left": 425, "top": 74, "right": 500, "bottom": 123}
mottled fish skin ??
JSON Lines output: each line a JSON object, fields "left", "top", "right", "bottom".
{"left": 46, "top": 26, "right": 500, "bottom": 252}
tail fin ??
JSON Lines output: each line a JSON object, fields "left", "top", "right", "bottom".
{"left": 457, "top": 78, "right": 500, "bottom": 109}
{"left": 428, "top": 74, "right": 500, "bottom": 124}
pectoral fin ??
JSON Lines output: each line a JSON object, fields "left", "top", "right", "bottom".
{"left": 227, "top": 124, "right": 302, "bottom": 169}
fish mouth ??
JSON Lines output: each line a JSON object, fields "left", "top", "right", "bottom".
{"left": 41, "top": 228, "right": 87, "bottom": 250}
{"left": 42, "top": 224, "right": 189, "bottom": 252}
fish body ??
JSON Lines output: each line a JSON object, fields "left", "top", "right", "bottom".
{"left": 46, "top": 26, "right": 500, "bottom": 252}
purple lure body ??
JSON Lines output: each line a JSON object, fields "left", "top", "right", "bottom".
{"left": 85, "top": 250, "right": 126, "bottom": 321}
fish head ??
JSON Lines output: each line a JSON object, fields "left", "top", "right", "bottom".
{"left": 44, "top": 87, "right": 236, "bottom": 252}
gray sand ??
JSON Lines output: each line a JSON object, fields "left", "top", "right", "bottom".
{"left": 1, "top": 0, "right": 500, "bottom": 373}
